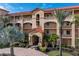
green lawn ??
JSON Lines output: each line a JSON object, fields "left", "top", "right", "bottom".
{"left": 47, "top": 50, "right": 72, "bottom": 56}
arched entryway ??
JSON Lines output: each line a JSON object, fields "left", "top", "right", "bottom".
{"left": 32, "top": 35, "right": 39, "bottom": 45}
{"left": 29, "top": 32, "right": 42, "bottom": 46}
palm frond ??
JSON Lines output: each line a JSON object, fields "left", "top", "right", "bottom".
{"left": 54, "top": 10, "right": 70, "bottom": 24}
{"left": 74, "top": 14, "right": 79, "bottom": 26}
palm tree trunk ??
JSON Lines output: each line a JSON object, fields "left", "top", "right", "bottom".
{"left": 59, "top": 25, "right": 63, "bottom": 56}
{"left": 10, "top": 46, "right": 14, "bottom": 56}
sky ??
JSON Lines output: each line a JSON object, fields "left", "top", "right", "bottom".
{"left": 0, "top": 3, "right": 79, "bottom": 13}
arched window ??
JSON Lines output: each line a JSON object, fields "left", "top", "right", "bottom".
{"left": 36, "top": 14, "right": 40, "bottom": 20}
{"left": 36, "top": 14, "right": 40, "bottom": 27}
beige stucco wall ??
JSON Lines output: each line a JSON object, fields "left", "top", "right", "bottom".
{"left": 8, "top": 9, "right": 76, "bottom": 47}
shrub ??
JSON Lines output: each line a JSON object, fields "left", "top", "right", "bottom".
{"left": 0, "top": 43, "right": 10, "bottom": 48}
{"left": 39, "top": 46, "right": 46, "bottom": 52}
{"left": 71, "top": 50, "right": 78, "bottom": 56}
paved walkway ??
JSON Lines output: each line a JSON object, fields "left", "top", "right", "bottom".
{"left": 0, "top": 47, "right": 48, "bottom": 56}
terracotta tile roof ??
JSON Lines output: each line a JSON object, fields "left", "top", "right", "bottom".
{"left": 29, "top": 26, "right": 44, "bottom": 33}
{"left": 45, "top": 6, "right": 79, "bottom": 11}
{"left": 9, "top": 6, "right": 79, "bottom": 16}
{"left": 9, "top": 8, "right": 54, "bottom": 16}
{"left": 9, "top": 11, "right": 32, "bottom": 16}
{"left": 32, "top": 8, "right": 43, "bottom": 12}
{"left": 44, "top": 9, "right": 54, "bottom": 14}
{"left": 58, "top": 6, "right": 79, "bottom": 10}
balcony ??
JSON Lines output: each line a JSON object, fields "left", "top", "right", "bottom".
{"left": 44, "top": 22, "right": 57, "bottom": 29}
{"left": 44, "top": 29, "right": 56, "bottom": 35}
{"left": 23, "top": 18, "right": 32, "bottom": 21}
{"left": 23, "top": 27, "right": 32, "bottom": 30}
{"left": 62, "top": 25, "right": 72, "bottom": 29}
{"left": 44, "top": 25, "right": 56, "bottom": 29}
{"left": 44, "top": 16, "right": 55, "bottom": 20}
{"left": 62, "top": 21, "right": 72, "bottom": 29}
{"left": 44, "top": 26, "right": 56, "bottom": 29}
{"left": 23, "top": 25, "right": 32, "bottom": 29}
{"left": 23, "top": 15, "right": 32, "bottom": 21}
{"left": 23, "top": 23, "right": 32, "bottom": 29}
{"left": 15, "top": 19, "right": 22, "bottom": 23}
{"left": 62, "top": 29, "right": 72, "bottom": 38}
{"left": 62, "top": 34, "right": 72, "bottom": 37}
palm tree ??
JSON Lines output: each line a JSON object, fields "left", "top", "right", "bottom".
{"left": 54, "top": 10, "right": 70, "bottom": 56}
{"left": 0, "top": 26, "right": 24, "bottom": 56}
{"left": 75, "top": 15, "right": 79, "bottom": 26}
{"left": 74, "top": 15, "right": 79, "bottom": 48}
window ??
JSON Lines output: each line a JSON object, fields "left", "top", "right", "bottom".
{"left": 66, "top": 30, "right": 70, "bottom": 35}
{"left": 23, "top": 15, "right": 32, "bottom": 19}
{"left": 46, "top": 30, "right": 49, "bottom": 34}
{"left": 36, "top": 21, "right": 40, "bottom": 26}
{"left": 47, "top": 23, "right": 49, "bottom": 26}
{"left": 63, "top": 30, "right": 71, "bottom": 37}
{"left": 36, "top": 14, "right": 40, "bottom": 20}
{"left": 15, "top": 16, "right": 20, "bottom": 19}
{"left": 16, "top": 23, "right": 20, "bottom": 27}
{"left": 66, "top": 22, "right": 70, "bottom": 26}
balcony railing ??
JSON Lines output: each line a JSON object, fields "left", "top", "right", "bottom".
{"left": 23, "top": 18, "right": 32, "bottom": 21}
{"left": 62, "top": 25, "right": 72, "bottom": 29}
{"left": 62, "top": 34, "right": 72, "bottom": 37}
{"left": 44, "top": 16, "right": 55, "bottom": 20}
{"left": 23, "top": 27, "right": 32, "bottom": 29}
{"left": 44, "top": 27, "right": 56, "bottom": 29}
{"left": 23, "top": 25, "right": 32, "bottom": 29}
{"left": 44, "top": 25, "right": 57, "bottom": 29}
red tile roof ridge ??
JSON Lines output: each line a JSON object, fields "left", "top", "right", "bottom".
{"left": 29, "top": 26, "right": 44, "bottom": 33}
{"left": 45, "top": 6, "right": 79, "bottom": 11}
{"left": 9, "top": 6, "right": 79, "bottom": 16}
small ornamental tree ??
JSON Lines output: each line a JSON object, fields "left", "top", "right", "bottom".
{"left": 0, "top": 26, "right": 24, "bottom": 56}
{"left": 43, "top": 34, "right": 58, "bottom": 48}
{"left": 49, "top": 34, "right": 59, "bottom": 48}
{"left": 0, "top": 16, "right": 11, "bottom": 27}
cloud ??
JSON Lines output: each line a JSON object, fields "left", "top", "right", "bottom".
{"left": 0, "top": 3, "right": 17, "bottom": 13}
{"left": 41, "top": 3, "right": 53, "bottom": 9}
{"left": 0, "top": 6, "right": 7, "bottom": 10}
{"left": 3, "top": 4, "right": 15, "bottom": 12}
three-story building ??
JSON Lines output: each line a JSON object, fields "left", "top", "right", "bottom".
{"left": 0, "top": 6, "right": 79, "bottom": 47}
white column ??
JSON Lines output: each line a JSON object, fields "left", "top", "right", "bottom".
{"left": 40, "top": 17, "right": 44, "bottom": 31}
{"left": 38, "top": 34, "right": 42, "bottom": 46}
{"left": 71, "top": 9, "right": 75, "bottom": 47}
{"left": 13, "top": 16, "right": 16, "bottom": 25}
{"left": 32, "top": 18, "right": 36, "bottom": 28}
{"left": 71, "top": 23, "right": 75, "bottom": 47}
{"left": 21, "top": 15, "right": 23, "bottom": 31}
{"left": 32, "top": 14, "right": 37, "bottom": 29}
{"left": 29, "top": 34, "right": 32, "bottom": 46}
